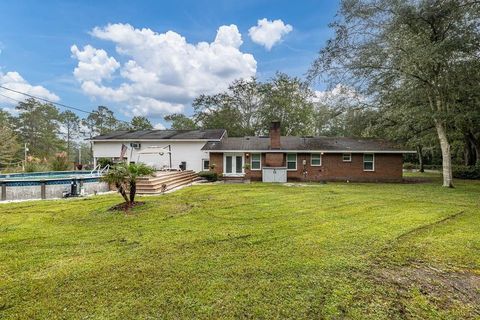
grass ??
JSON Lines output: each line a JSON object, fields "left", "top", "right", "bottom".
{"left": 0, "top": 173, "right": 479, "bottom": 319}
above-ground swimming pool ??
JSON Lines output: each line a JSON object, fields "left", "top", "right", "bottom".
{"left": 0, "top": 171, "right": 110, "bottom": 201}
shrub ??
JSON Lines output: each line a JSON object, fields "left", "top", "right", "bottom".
{"left": 403, "top": 162, "right": 416, "bottom": 170}
{"left": 198, "top": 171, "right": 218, "bottom": 182}
{"left": 452, "top": 165, "right": 480, "bottom": 180}
{"left": 50, "top": 152, "right": 70, "bottom": 171}
{"left": 97, "top": 158, "right": 114, "bottom": 168}
{"left": 423, "top": 164, "right": 442, "bottom": 170}
{"left": 24, "top": 156, "right": 48, "bottom": 172}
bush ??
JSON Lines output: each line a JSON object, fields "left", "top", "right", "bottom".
{"left": 403, "top": 162, "right": 416, "bottom": 170}
{"left": 198, "top": 171, "right": 218, "bottom": 182}
{"left": 423, "top": 164, "right": 442, "bottom": 170}
{"left": 50, "top": 152, "right": 70, "bottom": 171}
{"left": 452, "top": 165, "right": 480, "bottom": 180}
{"left": 24, "top": 156, "right": 48, "bottom": 172}
{"left": 97, "top": 158, "right": 114, "bottom": 168}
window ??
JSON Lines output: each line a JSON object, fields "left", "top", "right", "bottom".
{"left": 363, "top": 153, "right": 374, "bottom": 171}
{"left": 251, "top": 153, "right": 261, "bottom": 170}
{"left": 311, "top": 153, "right": 322, "bottom": 166}
{"left": 287, "top": 153, "right": 297, "bottom": 170}
{"left": 202, "top": 159, "right": 210, "bottom": 170}
{"left": 342, "top": 153, "right": 352, "bottom": 162}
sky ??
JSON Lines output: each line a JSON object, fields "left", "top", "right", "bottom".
{"left": 0, "top": 0, "right": 339, "bottom": 129}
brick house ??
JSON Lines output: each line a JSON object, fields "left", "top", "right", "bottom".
{"left": 202, "top": 121, "right": 415, "bottom": 182}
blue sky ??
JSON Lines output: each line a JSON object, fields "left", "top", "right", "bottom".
{"left": 0, "top": 0, "right": 339, "bottom": 128}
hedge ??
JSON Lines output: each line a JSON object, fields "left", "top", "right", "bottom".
{"left": 452, "top": 165, "right": 480, "bottom": 180}
{"left": 198, "top": 171, "right": 218, "bottom": 182}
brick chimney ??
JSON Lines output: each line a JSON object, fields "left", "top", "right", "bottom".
{"left": 270, "top": 121, "right": 281, "bottom": 149}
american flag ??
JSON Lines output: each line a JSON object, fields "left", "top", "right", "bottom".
{"left": 120, "top": 144, "right": 128, "bottom": 160}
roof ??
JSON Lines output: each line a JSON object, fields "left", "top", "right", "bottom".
{"left": 90, "top": 129, "right": 226, "bottom": 141}
{"left": 202, "top": 136, "right": 415, "bottom": 153}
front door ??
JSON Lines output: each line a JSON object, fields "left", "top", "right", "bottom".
{"left": 224, "top": 153, "right": 244, "bottom": 175}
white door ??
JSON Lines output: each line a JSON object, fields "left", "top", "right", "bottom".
{"left": 224, "top": 153, "right": 244, "bottom": 175}
{"left": 262, "top": 168, "right": 287, "bottom": 182}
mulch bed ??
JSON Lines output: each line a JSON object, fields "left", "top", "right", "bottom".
{"left": 108, "top": 201, "right": 146, "bottom": 212}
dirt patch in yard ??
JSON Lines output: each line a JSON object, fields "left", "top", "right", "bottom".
{"left": 376, "top": 264, "right": 480, "bottom": 309}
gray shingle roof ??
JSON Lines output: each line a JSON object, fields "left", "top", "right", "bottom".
{"left": 202, "top": 136, "right": 413, "bottom": 152}
{"left": 91, "top": 129, "right": 226, "bottom": 141}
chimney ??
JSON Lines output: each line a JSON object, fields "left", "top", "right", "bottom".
{"left": 270, "top": 121, "right": 281, "bottom": 149}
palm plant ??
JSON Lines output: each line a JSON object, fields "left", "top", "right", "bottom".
{"left": 101, "top": 163, "right": 154, "bottom": 207}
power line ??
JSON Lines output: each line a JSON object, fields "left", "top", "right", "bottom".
{"left": 0, "top": 92, "right": 25, "bottom": 104}
{"left": 0, "top": 85, "right": 92, "bottom": 115}
{"left": 0, "top": 85, "right": 130, "bottom": 125}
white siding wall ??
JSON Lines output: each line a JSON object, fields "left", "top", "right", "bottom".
{"left": 92, "top": 141, "right": 210, "bottom": 172}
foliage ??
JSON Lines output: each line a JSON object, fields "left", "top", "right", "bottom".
{"left": 13, "top": 98, "right": 63, "bottom": 158}
{"left": 403, "top": 163, "right": 416, "bottom": 170}
{"left": 0, "top": 114, "right": 20, "bottom": 168}
{"left": 50, "top": 152, "right": 70, "bottom": 171}
{"left": 101, "top": 162, "right": 154, "bottom": 206}
{"left": 97, "top": 157, "right": 114, "bottom": 168}
{"left": 260, "top": 72, "right": 315, "bottom": 136}
{"left": 197, "top": 171, "right": 218, "bottom": 182}
{"left": 130, "top": 116, "right": 153, "bottom": 130}
{"left": 452, "top": 165, "right": 480, "bottom": 180}
{"left": 192, "top": 74, "right": 315, "bottom": 136}
{"left": 24, "top": 156, "right": 48, "bottom": 172}
{"left": 164, "top": 113, "right": 198, "bottom": 130}
{"left": 1, "top": 176, "right": 479, "bottom": 318}
{"left": 309, "top": 0, "right": 480, "bottom": 187}
{"left": 82, "top": 106, "right": 123, "bottom": 137}
{"left": 60, "top": 110, "right": 80, "bottom": 160}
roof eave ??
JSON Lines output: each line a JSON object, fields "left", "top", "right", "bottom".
{"left": 202, "top": 149, "right": 416, "bottom": 153}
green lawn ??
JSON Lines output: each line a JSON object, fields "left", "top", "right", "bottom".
{"left": 1, "top": 174, "right": 479, "bottom": 319}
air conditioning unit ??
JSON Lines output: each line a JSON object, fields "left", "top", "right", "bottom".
{"left": 130, "top": 143, "right": 141, "bottom": 149}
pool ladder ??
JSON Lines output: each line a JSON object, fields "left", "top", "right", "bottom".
{"left": 90, "top": 164, "right": 110, "bottom": 176}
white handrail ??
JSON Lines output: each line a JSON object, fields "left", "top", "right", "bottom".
{"left": 89, "top": 164, "right": 100, "bottom": 175}
{"left": 99, "top": 164, "right": 110, "bottom": 175}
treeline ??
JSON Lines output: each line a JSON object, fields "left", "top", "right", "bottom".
{"left": 0, "top": 98, "right": 153, "bottom": 170}
{"left": 164, "top": 72, "right": 479, "bottom": 170}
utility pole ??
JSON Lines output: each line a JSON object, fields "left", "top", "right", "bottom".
{"left": 23, "top": 143, "right": 28, "bottom": 172}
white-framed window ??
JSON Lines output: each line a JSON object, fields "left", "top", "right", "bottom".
{"left": 363, "top": 153, "right": 375, "bottom": 171}
{"left": 343, "top": 153, "right": 352, "bottom": 162}
{"left": 202, "top": 159, "right": 210, "bottom": 171}
{"left": 310, "top": 153, "right": 322, "bottom": 166}
{"left": 250, "top": 153, "right": 261, "bottom": 170}
{"left": 286, "top": 153, "right": 297, "bottom": 170}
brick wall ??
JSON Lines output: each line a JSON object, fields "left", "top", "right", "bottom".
{"left": 286, "top": 153, "right": 403, "bottom": 182}
{"left": 209, "top": 152, "right": 403, "bottom": 182}
{"left": 209, "top": 152, "right": 224, "bottom": 175}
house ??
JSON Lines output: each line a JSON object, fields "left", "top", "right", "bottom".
{"left": 202, "top": 121, "right": 415, "bottom": 182}
{"left": 90, "top": 129, "right": 226, "bottom": 172}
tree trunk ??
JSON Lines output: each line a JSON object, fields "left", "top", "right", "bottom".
{"left": 116, "top": 183, "right": 130, "bottom": 203}
{"left": 129, "top": 181, "right": 136, "bottom": 204}
{"left": 416, "top": 145, "right": 424, "bottom": 172}
{"left": 434, "top": 119, "right": 454, "bottom": 187}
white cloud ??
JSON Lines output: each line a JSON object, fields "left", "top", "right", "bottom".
{"left": 248, "top": 18, "right": 293, "bottom": 50}
{"left": 71, "top": 45, "right": 120, "bottom": 83}
{"left": 153, "top": 122, "right": 166, "bottom": 130}
{"left": 313, "top": 84, "right": 364, "bottom": 107}
{"left": 0, "top": 71, "right": 59, "bottom": 105}
{"left": 71, "top": 23, "right": 257, "bottom": 117}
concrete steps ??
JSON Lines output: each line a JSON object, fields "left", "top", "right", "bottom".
{"left": 136, "top": 170, "right": 202, "bottom": 194}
